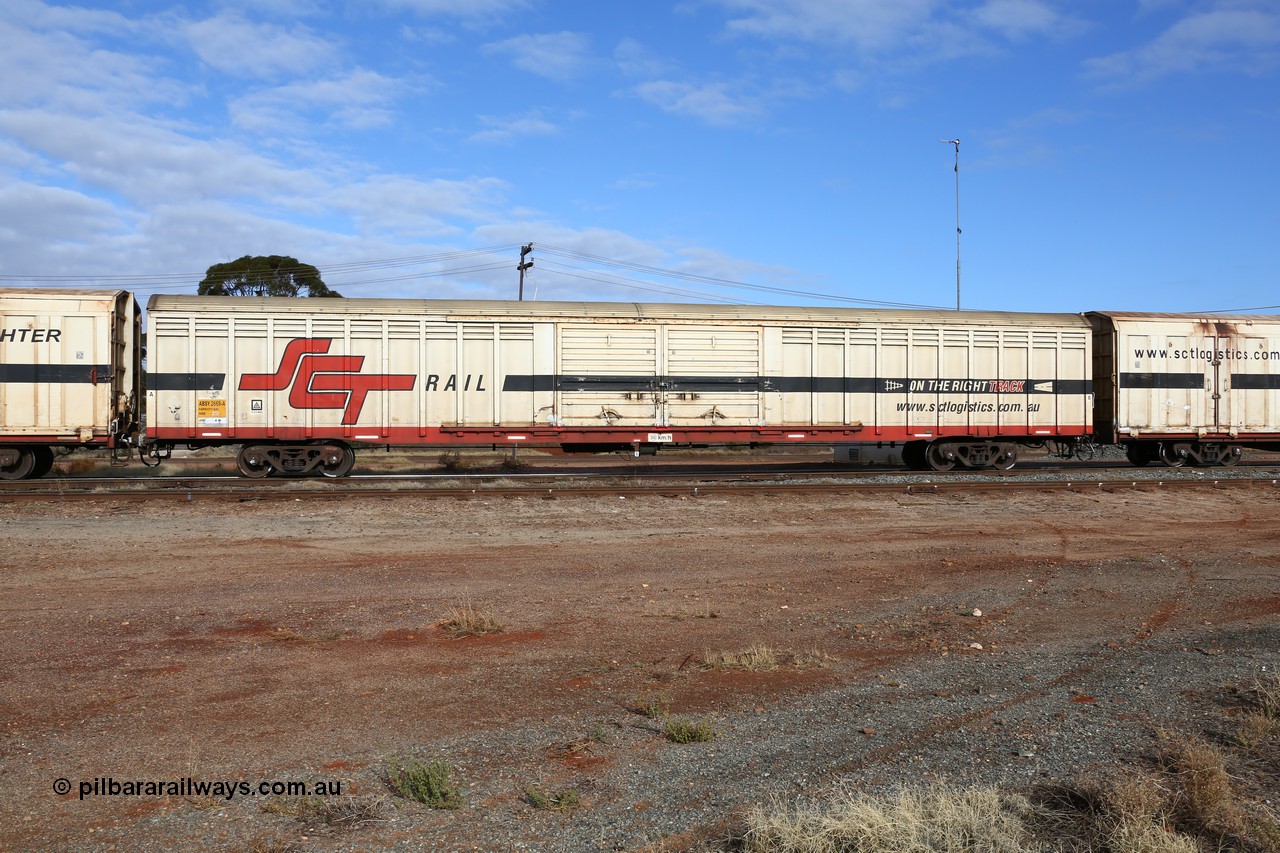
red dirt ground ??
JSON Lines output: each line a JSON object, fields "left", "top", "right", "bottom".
{"left": 1, "top": 484, "right": 1278, "bottom": 851}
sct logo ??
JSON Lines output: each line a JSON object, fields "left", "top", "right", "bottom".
{"left": 239, "top": 339, "right": 416, "bottom": 425}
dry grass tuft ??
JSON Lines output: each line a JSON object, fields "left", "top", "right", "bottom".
{"left": 1093, "top": 774, "right": 1195, "bottom": 853}
{"left": 436, "top": 451, "right": 469, "bottom": 472}
{"left": 439, "top": 599, "right": 504, "bottom": 638}
{"left": 744, "top": 785, "right": 1033, "bottom": 853}
{"left": 664, "top": 715, "right": 718, "bottom": 744}
{"left": 702, "top": 645, "right": 834, "bottom": 672}
{"left": 1246, "top": 671, "right": 1280, "bottom": 719}
{"left": 1160, "top": 733, "right": 1248, "bottom": 836}
{"left": 387, "top": 755, "right": 462, "bottom": 810}
{"left": 261, "top": 795, "right": 389, "bottom": 829}
{"left": 499, "top": 455, "right": 531, "bottom": 473}
{"left": 57, "top": 456, "right": 97, "bottom": 475}
{"left": 1234, "top": 710, "right": 1276, "bottom": 751}
{"left": 629, "top": 692, "right": 671, "bottom": 721}
{"left": 789, "top": 648, "right": 837, "bottom": 670}
{"left": 704, "top": 645, "right": 778, "bottom": 672}
{"left": 525, "top": 784, "right": 581, "bottom": 813}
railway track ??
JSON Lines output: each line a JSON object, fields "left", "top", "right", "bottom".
{"left": 3, "top": 461, "right": 1279, "bottom": 501}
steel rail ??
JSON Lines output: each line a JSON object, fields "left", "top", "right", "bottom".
{"left": 1, "top": 471, "right": 1277, "bottom": 503}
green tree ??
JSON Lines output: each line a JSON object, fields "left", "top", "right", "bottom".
{"left": 198, "top": 255, "right": 341, "bottom": 297}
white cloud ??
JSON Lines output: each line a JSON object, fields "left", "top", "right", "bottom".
{"left": 614, "top": 38, "right": 678, "bottom": 79}
{"left": 0, "top": 183, "right": 130, "bottom": 246}
{"left": 0, "top": 15, "right": 184, "bottom": 114}
{"left": 468, "top": 111, "right": 560, "bottom": 144}
{"left": 982, "top": 106, "right": 1089, "bottom": 168}
{"left": 328, "top": 175, "right": 510, "bottom": 239}
{"left": 0, "top": 109, "right": 325, "bottom": 204}
{"left": 465, "top": 223, "right": 808, "bottom": 303}
{"left": 969, "top": 0, "right": 1077, "bottom": 40}
{"left": 230, "top": 69, "right": 411, "bottom": 132}
{"left": 184, "top": 12, "right": 338, "bottom": 79}
{"left": 0, "top": 1, "right": 809, "bottom": 304}
{"left": 13, "top": 0, "right": 141, "bottom": 37}
{"left": 613, "top": 173, "right": 660, "bottom": 191}
{"left": 715, "top": 0, "right": 941, "bottom": 52}
{"left": 1085, "top": 5, "right": 1280, "bottom": 84}
{"left": 482, "top": 31, "right": 593, "bottom": 81}
{"left": 375, "top": 0, "right": 531, "bottom": 16}
{"left": 632, "top": 80, "right": 761, "bottom": 126}
{"left": 712, "top": 0, "right": 1085, "bottom": 62}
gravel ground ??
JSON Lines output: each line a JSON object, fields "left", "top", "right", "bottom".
{"left": 1, "top": 482, "right": 1277, "bottom": 852}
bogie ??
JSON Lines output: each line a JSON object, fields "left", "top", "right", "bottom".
{"left": 236, "top": 442, "right": 355, "bottom": 478}
{"left": 1124, "top": 440, "right": 1242, "bottom": 468}
{"left": 921, "top": 441, "right": 1021, "bottom": 472}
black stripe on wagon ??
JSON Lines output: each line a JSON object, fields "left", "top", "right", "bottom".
{"left": 1119, "top": 372, "right": 1205, "bottom": 389}
{"left": 1052, "top": 379, "right": 1093, "bottom": 395}
{"left": 1231, "top": 374, "right": 1280, "bottom": 390}
{"left": 149, "top": 373, "right": 227, "bottom": 391}
{"left": 0, "top": 363, "right": 110, "bottom": 383}
{"left": 503, "top": 375, "right": 1092, "bottom": 395}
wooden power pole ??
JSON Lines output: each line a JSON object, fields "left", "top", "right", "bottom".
{"left": 518, "top": 243, "right": 533, "bottom": 300}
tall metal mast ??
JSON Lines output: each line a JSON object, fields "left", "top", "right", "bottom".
{"left": 939, "top": 139, "right": 961, "bottom": 310}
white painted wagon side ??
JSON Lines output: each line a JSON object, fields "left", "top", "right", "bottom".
{"left": 764, "top": 316, "right": 1091, "bottom": 441}
{"left": 148, "top": 299, "right": 558, "bottom": 442}
{"left": 145, "top": 296, "right": 1091, "bottom": 474}
{"left": 1088, "top": 312, "right": 1280, "bottom": 447}
{"left": 0, "top": 288, "right": 139, "bottom": 443}
{"left": 0, "top": 287, "right": 140, "bottom": 479}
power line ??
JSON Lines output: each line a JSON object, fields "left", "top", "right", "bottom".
{"left": 537, "top": 244, "right": 945, "bottom": 309}
{"left": 536, "top": 262, "right": 767, "bottom": 305}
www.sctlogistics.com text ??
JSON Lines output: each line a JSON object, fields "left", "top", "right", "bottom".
{"left": 55, "top": 777, "right": 343, "bottom": 801}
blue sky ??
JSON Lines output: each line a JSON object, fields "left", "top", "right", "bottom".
{"left": 1, "top": 0, "right": 1277, "bottom": 313}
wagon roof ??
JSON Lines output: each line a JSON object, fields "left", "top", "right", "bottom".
{"left": 147, "top": 295, "right": 1089, "bottom": 327}
{"left": 1087, "top": 311, "right": 1280, "bottom": 323}
{"left": 0, "top": 287, "right": 131, "bottom": 299}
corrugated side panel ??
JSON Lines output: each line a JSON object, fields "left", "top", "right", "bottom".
{"left": 1, "top": 292, "right": 117, "bottom": 437}
{"left": 558, "top": 326, "right": 659, "bottom": 426}
{"left": 665, "top": 327, "right": 761, "bottom": 425}
{"left": 150, "top": 304, "right": 564, "bottom": 436}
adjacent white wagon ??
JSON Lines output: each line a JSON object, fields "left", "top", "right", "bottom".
{"left": 1088, "top": 312, "right": 1280, "bottom": 466}
{"left": 0, "top": 288, "right": 141, "bottom": 479}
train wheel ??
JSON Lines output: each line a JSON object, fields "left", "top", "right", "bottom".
{"left": 1124, "top": 443, "right": 1154, "bottom": 467}
{"left": 236, "top": 445, "right": 273, "bottom": 478}
{"left": 1219, "top": 445, "right": 1242, "bottom": 467}
{"left": 0, "top": 447, "right": 37, "bottom": 480}
{"left": 901, "top": 441, "right": 929, "bottom": 470}
{"left": 30, "top": 447, "right": 55, "bottom": 479}
{"left": 925, "top": 442, "right": 957, "bottom": 472}
{"left": 1158, "top": 442, "right": 1188, "bottom": 468}
{"left": 990, "top": 444, "right": 1018, "bottom": 470}
{"left": 318, "top": 443, "right": 355, "bottom": 478}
